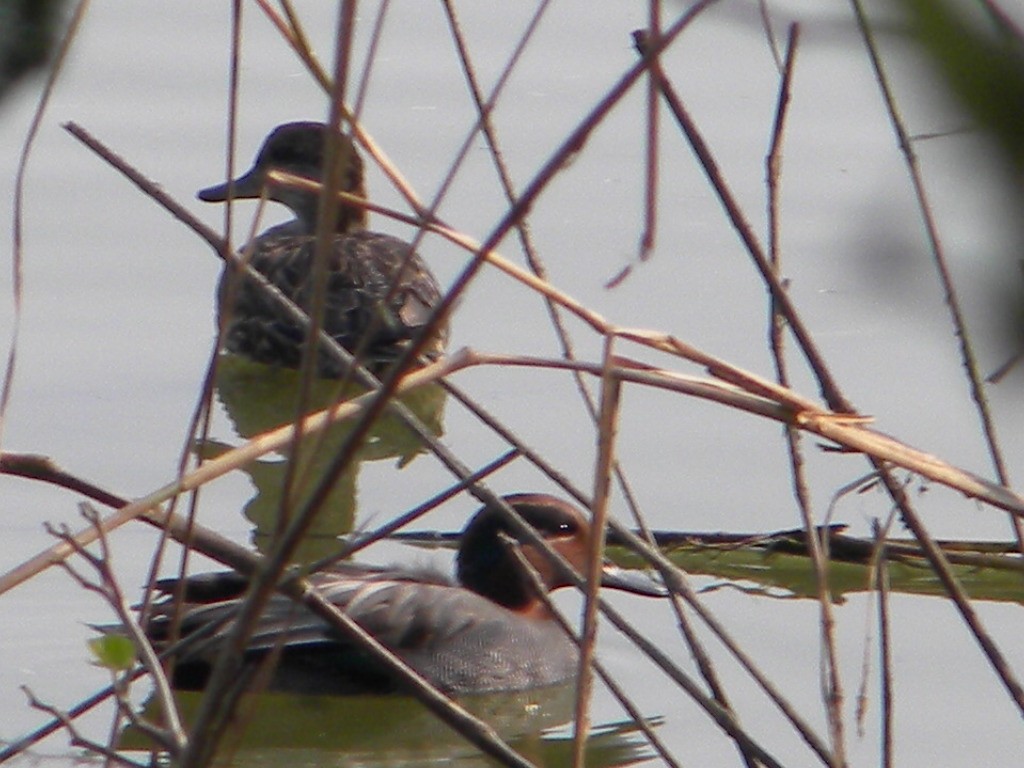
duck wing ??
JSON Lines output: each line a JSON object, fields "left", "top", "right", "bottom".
{"left": 147, "top": 566, "right": 575, "bottom": 694}
{"left": 147, "top": 564, "right": 456, "bottom": 648}
{"left": 219, "top": 229, "right": 446, "bottom": 375}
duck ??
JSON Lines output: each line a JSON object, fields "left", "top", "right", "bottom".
{"left": 146, "top": 494, "right": 664, "bottom": 696}
{"left": 198, "top": 121, "right": 447, "bottom": 377}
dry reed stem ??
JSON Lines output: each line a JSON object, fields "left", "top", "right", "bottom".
{"left": 850, "top": 0, "right": 1016, "bottom": 504}
{"left": 853, "top": 24, "right": 1024, "bottom": 723}
{"left": 763, "top": 23, "right": 846, "bottom": 764}
{"left": 439, "top": 4, "right": 664, "bottom": 637}
{"left": 632, "top": 40, "right": 992, "bottom": 721}
{"left": 57, "top": 123, "right": 484, "bottom": 542}
{"left": 2, "top": 367, "right": 819, "bottom": 765}
{"left": 280, "top": 173, "right": 1024, "bottom": 522}
{"left": 416, "top": 381, "right": 834, "bottom": 760}
{"left": 3, "top": 344, "right": 1019, "bottom": 759}
{"left": 465, "top": 352, "right": 1024, "bottom": 516}
{"left": 0, "top": 448, "right": 538, "bottom": 768}
{"left": 254, "top": 0, "right": 467, "bottom": 225}
{"left": 8, "top": 3, "right": 1022, "bottom": 765}
{"left": 3, "top": 444, "right": 702, "bottom": 766}
{"left": 22, "top": 686, "right": 142, "bottom": 768}
{"left": 0, "top": 352, "right": 458, "bottom": 596}
{"left": 638, "top": 0, "right": 662, "bottom": 265}
{"left": 875, "top": 523, "right": 894, "bottom": 768}
{"left": 50, "top": 507, "right": 186, "bottom": 754}
{"left": 3, "top": 0, "right": 91, "bottom": 451}
{"left": 508, "top": 543, "right": 682, "bottom": 768}
{"left": 743, "top": 2, "right": 1024, "bottom": 718}
{"left": 0, "top": 673, "right": 144, "bottom": 762}
{"left": 889, "top": 491, "right": 1024, "bottom": 713}
{"left": 572, "top": 339, "right": 620, "bottom": 767}
{"left": 181, "top": 14, "right": 361, "bottom": 764}
{"left": 633, "top": 29, "right": 846, "bottom": 412}
{"left": 0, "top": 451, "right": 512, "bottom": 760}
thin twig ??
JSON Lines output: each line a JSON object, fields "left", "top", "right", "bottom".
{"left": 21, "top": 687, "right": 146, "bottom": 768}
{"left": 875, "top": 522, "right": 894, "bottom": 768}
{"left": 4, "top": 0, "right": 91, "bottom": 450}
{"left": 632, "top": 28, "right": 848, "bottom": 411}
{"left": 5, "top": 345, "right": 1023, "bottom": 604}
{"left": 848, "top": 0, "right": 1022, "bottom": 554}
{"left": 0, "top": 353, "right": 458, "bottom": 595}
{"left": 49, "top": 508, "right": 187, "bottom": 755}
{"left": 763, "top": 23, "right": 845, "bottom": 766}
{"left": 507, "top": 541, "right": 681, "bottom": 768}
{"left": 849, "top": 0, "right": 1024, "bottom": 717}
{"left": 638, "top": 0, "right": 661, "bottom": 263}
{"left": 572, "top": 339, "right": 620, "bottom": 767}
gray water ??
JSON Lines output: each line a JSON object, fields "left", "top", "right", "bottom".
{"left": 1, "top": 2, "right": 1023, "bottom": 766}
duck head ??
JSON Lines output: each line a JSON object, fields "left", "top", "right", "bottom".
{"left": 456, "top": 493, "right": 665, "bottom": 613}
{"left": 198, "top": 121, "right": 367, "bottom": 233}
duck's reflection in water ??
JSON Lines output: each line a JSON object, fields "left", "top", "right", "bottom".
{"left": 204, "top": 354, "right": 446, "bottom": 563}
{"left": 123, "top": 685, "right": 660, "bottom": 768}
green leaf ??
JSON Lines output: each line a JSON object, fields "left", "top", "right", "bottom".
{"left": 88, "top": 635, "right": 136, "bottom": 671}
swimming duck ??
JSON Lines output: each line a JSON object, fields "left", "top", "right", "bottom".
{"left": 147, "top": 494, "right": 664, "bottom": 695}
{"left": 198, "top": 122, "right": 446, "bottom": 377}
